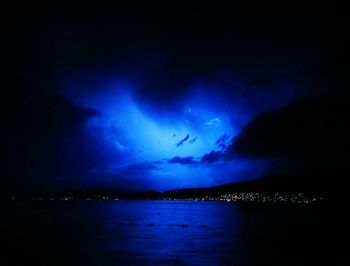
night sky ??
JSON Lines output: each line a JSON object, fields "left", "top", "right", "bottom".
{"left": 3, "top": 1, "right": 348, "bottom": 193}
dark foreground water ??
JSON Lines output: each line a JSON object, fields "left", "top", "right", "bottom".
{"left": 1, "top": 200, "right": 345, "bottom": 265}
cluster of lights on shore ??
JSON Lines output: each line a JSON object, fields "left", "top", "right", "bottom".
{"left": 163, "top": 192, "right": 322, "bottom": 204}
{"left": 24, "top": 192, "right": 324, "bottom": 204}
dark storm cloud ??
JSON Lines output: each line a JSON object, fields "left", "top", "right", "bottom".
{"left": 11, "top": 1, "right": 346, "bottom": 106}
{"left": 231, "top": 96, "right": 349, "bottom": 160}
{"left": 176, "top": 134, "right": 190, "bottom": 147}
{"left": 228, "top": 96, "right": 350, "bottom": 191}
{"left": 215, "top": 134, "right": 230, "bottom": 149}
{"left": 2, "top": 87, "right": 97, "bottom": 191}
{"left": 201, "top": 151, "right": 225, "bottom": 163}
{"left": 200, "top": 94, "right": 349, "bottom": 163}
{"left": 168, "top": 156, "right": 197, "bottom": 165}
{"left": 197, "top": 134, "right": 232, "bottom": 163}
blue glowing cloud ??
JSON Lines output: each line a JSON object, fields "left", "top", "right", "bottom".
{"left": 79, "top": 87, "right": 236, "bottom": 161}
{"left": 60, "top": 80, "right": 273, "bottom": 190}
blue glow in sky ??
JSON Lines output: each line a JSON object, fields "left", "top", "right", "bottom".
{"left": 61, "top": 80, "right": 270, "bottom": 190}
{"left": 90, "top": 93, "right": 234, "bottom": 159}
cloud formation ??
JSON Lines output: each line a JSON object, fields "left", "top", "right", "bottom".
{"left": 201, "top": 151, "right": 225, "bottom": 163}
{"left": 168, "top": 156, "right": 197, "bottom": 165}
{"left": 176, "top": 134, "right": 190, "bottom": 147}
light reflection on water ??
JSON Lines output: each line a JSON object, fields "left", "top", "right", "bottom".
{"left": 9, "top": 200, "right": 327, "bottom": 265}
{"left": 58, "top": 200, "right": 244, "bottom": 265}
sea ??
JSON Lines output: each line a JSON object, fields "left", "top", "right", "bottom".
{"left": 2, "top": 200, "right": 343, "bottom": 265}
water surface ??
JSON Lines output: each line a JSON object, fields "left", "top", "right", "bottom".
{"left": 2, "top": 200, "right": 337, "bottom": 265}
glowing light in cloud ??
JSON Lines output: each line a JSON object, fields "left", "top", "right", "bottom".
{"left": 61, "top": 80, "right": 266, "bottom": 189}
{"left": 87, "top": 90, "right": 235, "bottom": 162}
{"left": 205, "top": 117, "right": 221, "bottom": 126}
